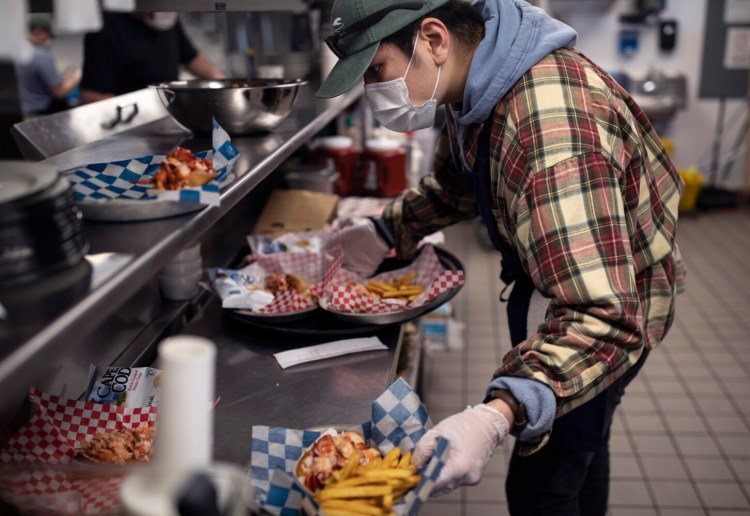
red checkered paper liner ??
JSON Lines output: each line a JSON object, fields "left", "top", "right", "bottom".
{"left": 236, "top": 251, "right": 324, "bottom": 314}
{"left": 319, "top": 244, "right": 465, "bottom": 314}
{"left": 309, "top": 247, "right": 345, "bottom": 298}
{"left": 0, "top": 388, "right": 157, "bottom": 514}
{"left": 254, "top": 289, "right": 313, "bottom": 314}
{"left": 243, "top": 250, "right": 324, "bottom": 283}
{"left": 0, "top": 469, "right": 122, "bottom": 515}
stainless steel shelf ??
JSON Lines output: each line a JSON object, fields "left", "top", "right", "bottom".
{"left": 29, "top": 0, "right": 309, "bottom": 12}
{"left": 135, "top": 0, "right": 309, "bottom": 11}
{"left": 0, "top": 84, "right": 363, "bottom": 412}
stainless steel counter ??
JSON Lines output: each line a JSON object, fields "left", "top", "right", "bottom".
{"left": 180, "top": 298, "right": 403, "bottom": 465}
{"left": 0, "top": 80, "right": 428, "bottom": 516}
{"left": 0, "top": 84, "right": 364, "bottom": 424}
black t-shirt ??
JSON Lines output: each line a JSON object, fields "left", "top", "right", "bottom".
{"left": 80, "top": 13, "right": 198, "bottom": 95}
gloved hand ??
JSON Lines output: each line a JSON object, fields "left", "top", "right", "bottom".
{"left": 323, "top": 218, "right": 390, "bottom": 278}
{"left": 412, "top": 404, "right": 509, "bottom": 497}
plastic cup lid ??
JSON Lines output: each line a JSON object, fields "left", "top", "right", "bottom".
{"left": 315, "top": 136, "right": 353, "bottom": 150}
{"left": 365, "top": 138, "right": 401, "bottom": 152}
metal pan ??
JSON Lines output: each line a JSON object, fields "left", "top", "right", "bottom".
{"left": 225, "top": 307, "right": 383, "bottom": 338}
{"left": 230, "top": 304, "right": 318, "bottom": 324}
{"left": 75, "top": 198, "right": 205, "bottom": 222}
{"left": 62, "top": 171, "right": 234, "bottom": 222}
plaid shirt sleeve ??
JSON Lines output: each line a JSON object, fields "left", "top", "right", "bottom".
{"left": 382, "top": 125, "right": 479, "bottom": 260}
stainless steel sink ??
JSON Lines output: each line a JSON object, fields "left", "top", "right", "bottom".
{"left": 629, "top": 69, "right": 687, "bottom": 121}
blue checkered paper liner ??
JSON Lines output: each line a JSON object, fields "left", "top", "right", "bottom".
{"left": 249, "top": 378, "right": 448, "bottom": 515}
{"left": 67, "top": 118, "right": 239, "bottom": 206}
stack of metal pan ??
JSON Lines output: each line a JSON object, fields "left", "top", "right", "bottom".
{"left": 0, "top": 161, "right": 88, "bottom": 289}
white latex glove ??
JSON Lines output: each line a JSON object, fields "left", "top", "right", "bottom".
{"left": 323, "top": 218, "right": 390, "bottom": 278}
{"left": 412, "top": 404, "right": 509, "bottom": 497}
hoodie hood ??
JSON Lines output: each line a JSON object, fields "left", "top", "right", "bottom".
{"left": 456, "top": 0, "right": 577, "bottom": 129}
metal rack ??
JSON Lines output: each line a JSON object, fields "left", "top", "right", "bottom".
{"left": 0, "top": 83, "right": 364, "bottom": 426}
{"left": 28, "top": 0, "right": 309, "bottom": 13}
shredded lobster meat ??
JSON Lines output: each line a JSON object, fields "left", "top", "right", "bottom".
{"left": 296, "top": 431, "right": 381, "bottom": 493}
{"left": 153, "top": 147, "right": 217, "bottom": 190}
{"left": 77, "top": 425, "right": 155, "bottom": 464}
{"left": 264, "top": 273, "right": 308, "bottom": 295}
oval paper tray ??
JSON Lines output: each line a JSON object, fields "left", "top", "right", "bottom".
{"left": 319, "top": 246, "right": 464, "bottom": 326}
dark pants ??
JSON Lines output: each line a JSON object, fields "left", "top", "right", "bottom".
{"left": 506, "top": 348, "right": 649, "bottom": 516}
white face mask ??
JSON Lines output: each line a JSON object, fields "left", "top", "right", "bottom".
{"left": 364, "top": 35, "right": 441, "bottom": 133}
{"left": 144, "top": 12, "right": 178, "bottom": 31}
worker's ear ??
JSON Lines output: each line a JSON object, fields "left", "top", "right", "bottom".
{"left": 418, "top": 18, "right": 450, "bottom": 67}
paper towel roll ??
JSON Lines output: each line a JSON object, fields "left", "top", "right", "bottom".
{"left": 121, "top": 336, "right": 217, "bottom": 516}
{"left": 53, "top": 0, "right": 102, "bottom": 34}
{"left": 1, "top": 0, "right": 32, "bottom": 63}
{"left": 103, "top": 0, "right": 135, "bottom": 11}
{"left": 154, "top": 336, "right": 216, "bottom": 474}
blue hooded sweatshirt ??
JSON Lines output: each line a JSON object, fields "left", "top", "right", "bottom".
{"left": 452, "top": 0, "right": 577, "bottom": 161}
{"left": 457, "top": 0, "right": 577, "bottom": 442}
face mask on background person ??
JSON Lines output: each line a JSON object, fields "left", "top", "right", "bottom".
{"left": 364, "top": 33, "right": 442, "bottom": 133}
{"left": 143, "top": 12, "right": 178, "bottom": 31}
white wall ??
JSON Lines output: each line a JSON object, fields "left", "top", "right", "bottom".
{"left": 546, "top": 0, "right": 746, "bottom": 189}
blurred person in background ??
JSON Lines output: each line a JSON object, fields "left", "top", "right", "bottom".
{"left": 79, "top": 12, "right": 225, "bottom": 104}
{"left": 15, "top": 14, "right": 81, "bottom": 117}
{"left": 319, "top": 0, "right": 685, "bottom": 514}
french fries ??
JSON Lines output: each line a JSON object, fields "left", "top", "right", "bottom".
{"left": 364, "top": 273, "right": 424, "bottom": 303}
{"left": 315, "top": 446, "right": 420, "bottom": 516}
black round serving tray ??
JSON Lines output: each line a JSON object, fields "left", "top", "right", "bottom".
{"left": 0, "top": 205, "right": 82, "bottom": 248}
{"left": 0, "top": 174, "right": 71, "bottom": 222}
{"left": 0, "top": 232, "right": 89, "bottom": 288}
{"left": 224, "top": 246, "right": 464, "bottom": 338}
{"left": 225, "top": 307, "right": 383, "bottom": 338}
{"left": 1, "top": 171, "right": 89, "bottom": 289}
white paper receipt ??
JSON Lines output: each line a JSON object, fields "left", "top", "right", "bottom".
{"left": 274, "top": 337, "right": 387, "bottom": 369}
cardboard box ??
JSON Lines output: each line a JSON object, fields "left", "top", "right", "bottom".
{"left": 252, "top": 189, "right": 339, "bottom": 239}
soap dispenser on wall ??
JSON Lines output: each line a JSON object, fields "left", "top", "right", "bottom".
{"left": 659, "top": 20, "right": 678, "bottom": 52}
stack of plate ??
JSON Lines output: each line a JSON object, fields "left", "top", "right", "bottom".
{"left": 0, "top": 161, "right": 88, "bottom": 289}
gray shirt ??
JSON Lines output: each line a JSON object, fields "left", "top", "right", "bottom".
{"left": 15, "top": 46, "right": 62, "bottom": 115}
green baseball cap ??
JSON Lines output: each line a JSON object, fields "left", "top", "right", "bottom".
{"left": 316, "top": 0, "right": 450, "bottom": 98}
{"left": 28, "top": 13, "right": 53, "bottom": 33}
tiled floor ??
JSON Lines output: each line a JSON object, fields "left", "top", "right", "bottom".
{"left": 420, "top": 208, "right": 750, "bottom": 516}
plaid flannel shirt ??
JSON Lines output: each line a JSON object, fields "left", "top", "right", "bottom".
{"left": 383, "top": 48, "right": 686, "bottom": 436}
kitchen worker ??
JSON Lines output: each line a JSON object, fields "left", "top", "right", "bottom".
{"left": 79, "top": 12, "right": 225, "bottom": 104}
{"left": 15, "top": 14, "right": 81, "bottom": 116}
{"left": 318, "top": 0, "right": 685, "bottom": 514}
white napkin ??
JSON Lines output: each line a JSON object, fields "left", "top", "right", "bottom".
{"left": 274, "top": 337, "right": 387, "bottom": 369}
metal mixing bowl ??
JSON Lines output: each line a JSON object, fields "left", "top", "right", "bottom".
{"left": 150, "top": 78, "right": 307, "bottom": 135}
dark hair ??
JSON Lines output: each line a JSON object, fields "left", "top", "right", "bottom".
{"left": 382, "top": 0, "right": 485, "bottom": 62}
